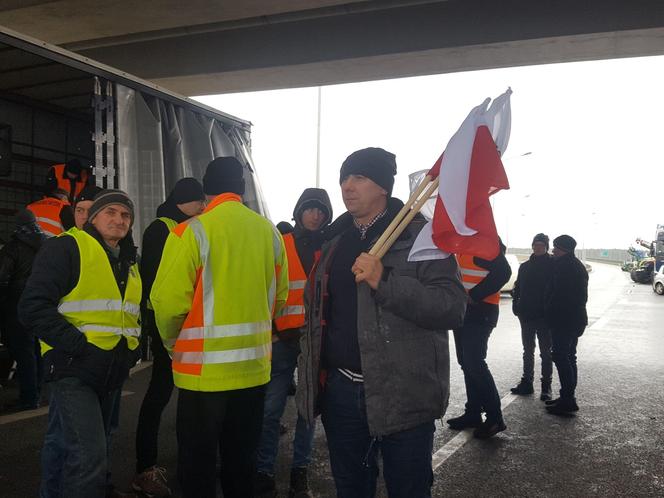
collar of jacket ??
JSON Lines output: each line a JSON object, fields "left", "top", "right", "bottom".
{"left": 204, "top": 192, "right": 241, "bottom": 213}
{"left": 82, "top": 224, "right": 138, "bottom": 265}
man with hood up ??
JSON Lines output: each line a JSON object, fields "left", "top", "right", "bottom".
{"left": 133, "top": 177, "right": 206, "bottom": 497}
{"left": 20, "top": 190, "right": 142, "bottom": 497}
{"left": 255, "top": 188, "right": 332, "bottom": 498}
{"left": 0, "top": 209, "right": 46, "bottom": 410}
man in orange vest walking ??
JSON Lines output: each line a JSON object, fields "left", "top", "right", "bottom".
{"left": 46, "top": 159, "right": 92, "bottom": 203}
{"left": 255, "top": 188, "right": 332, "bottom": 498}
{"left": 447, "top": 240, "right": 512, "bottom": 439}
{"left": 26, "top": 187, "right": 74, "bottom": 237}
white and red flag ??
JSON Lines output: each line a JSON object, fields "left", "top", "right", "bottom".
{"left": 409, "top": 89, "right": 512, "bottom": 262}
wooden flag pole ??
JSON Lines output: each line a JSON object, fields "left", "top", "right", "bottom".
{"left": 369, "top": 174, "right": 433, "bottom": 257}
{"left": 373, "top": 176, "right": 440, "bottom": 259}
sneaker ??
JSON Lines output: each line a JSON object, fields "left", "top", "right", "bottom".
{"left": 289, "top": 467, "right": 312, "bottom": 498}
{"left": 546, "top": 398, "right": 579, "bottom": 415}
{"left": 473, "top": 419, "right": 507, "bottom": 439}
{"left": 446, "top": 413, "right": 482, "bottom": 430}
{"left": 255, "top": 471, "right": 277, "bottom": 498}
{"left": 132, "top": 466, "right": 171, "bottom": 497}
{"left": 510, "top": 380, "right": 534, "bottom": 395}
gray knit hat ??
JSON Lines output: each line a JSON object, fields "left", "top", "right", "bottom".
{"left": 87, "top": 189, "right": 134, "bottom": 225}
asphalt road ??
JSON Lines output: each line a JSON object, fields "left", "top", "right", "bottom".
{"left": 0, "top": 262, "right": 662, "bottom": 497}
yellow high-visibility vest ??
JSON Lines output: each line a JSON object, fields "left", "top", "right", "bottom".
{"left": 151, "top": 193, "right": 289, "bottom": 392}
{"left": 41, "top": 228, "right": 142, "bottom": 354}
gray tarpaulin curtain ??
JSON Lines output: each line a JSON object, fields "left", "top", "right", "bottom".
{"left": 115, "top": 84, "right": 269, "bottom": 245}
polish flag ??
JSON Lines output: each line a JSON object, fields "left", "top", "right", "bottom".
{"left": 409, "top": 89, "right": 511, "bottom": 262}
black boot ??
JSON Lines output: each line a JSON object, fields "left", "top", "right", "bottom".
{"left": 510, "top": 379, "right": 534, "bottom": 395}
{"left": 540, "top": 380, "right": 552, "bottom": 401}
{"left": 289, "top": 467, "right": 312, "bottom": 498}
{"left": 446, "top": 412, "right": 483, "bottom": 430}
{"left": 473, "top": 419, "right": 507, "bottom": 439}
{"left": 545, "top": 397, "right": 579, "bottom": 415}
{"left": 255, "top": 471, "right": 277, "bottom": 498}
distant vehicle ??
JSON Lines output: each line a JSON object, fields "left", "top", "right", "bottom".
{"left": 630, "top": 258, "right": 654, "bottom": 284}
{"left": 501, "top": 254, "right": 520, "bottom": 293}
{"left": 652, "top": 266, "right": 664, "bottom": 295}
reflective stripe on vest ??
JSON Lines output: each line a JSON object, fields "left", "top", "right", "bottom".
{"left": 457, "top": 254, "right": 500, "bottom": 305}
{"left": 168, "top": 194, "right": 284, "bottom": 392}
{"left": 27, "top": 197, "right": 68, "bottom": 237}
{"left": 41, "top": 228, "right": 142, "bottom": 355}
{"left": 274, "top": 232, "right": 307, "bottom": 331}
{"left": 51, "top": 164, "right": 89, "bottom": 201}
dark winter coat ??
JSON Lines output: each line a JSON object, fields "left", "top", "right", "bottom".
{"left": 545, "top": 252, "right": 588, "bottom": 334}
{"left": 0, "top": 228, "right": 45, "bottom": 308}
{"left": 463, "top": 244, "right": 512, "bottom": 328}
{"left": 512, "top": 253, "right": 555, "bottom": 321}
{"left": 140, "top": 198, "right": 190, "bottom": 305}
{"left": 297, "top": 198, "right": 467, "bottom": 436}
{"left": 18, "top": 225, "right": 140, "bottom": 393}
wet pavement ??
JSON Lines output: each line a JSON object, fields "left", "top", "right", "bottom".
{"left": 0, "top": 262, "right": 662, "bottom": 497}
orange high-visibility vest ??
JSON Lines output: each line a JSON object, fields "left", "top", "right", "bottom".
{"left": 26, "top": 197, "right": 69, "bottom": 237}
{"left": 457, "top": 254, "right": 500, "bottom": 305}
{"left": 274, "top": 233, "right": 307, "bottom": 331}
{"left": 50, "top": 163, "right": 89, "bottom": 201}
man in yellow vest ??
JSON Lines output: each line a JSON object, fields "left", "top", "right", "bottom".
{"left": 133, "top": 177, "right": 205, "bottom": 497}
{"left": 151, "top": 157, "right": 289, "bottom": 498}
{"left": 19, "top": 190, "right": 141, "bottom": 498}
{"left": 26, "top": 187, "right": 74, "bottom": 237}
{"left": 255, "top": 188, "right": 332, "bottom": 498}
{"left": 446, "top": 240, "right": 512, "bottom": 439}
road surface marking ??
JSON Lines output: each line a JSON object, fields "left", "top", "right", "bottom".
{"left": 433, "top": 393, "right": 518, "bottom": 471}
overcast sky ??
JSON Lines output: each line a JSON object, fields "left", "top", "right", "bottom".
{"left": 196, "top": 55, "right": 664, "bottom": 249}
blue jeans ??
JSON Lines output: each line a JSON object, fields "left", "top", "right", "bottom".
{"left": 453, "top": 321, "right": 503, "bottom": 422}
{"left": 256, "top": 338, "right": 315, "bottom": 475}
{"left": 321, "top": 369, "right": 434, "bottom": 498}
{"left": 40, "top": 377, "right": 121, "bottom": 498}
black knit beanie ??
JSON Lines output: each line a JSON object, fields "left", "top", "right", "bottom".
{"left": 75, "top": 185, "right": 104, "bottom": 205}
{"left": 14, "top": 208, "right": 37, "bottom": 227}
{"left": 532, "top": 233, "right": 550, "bottom": 250}
{"left": 87, "top": 189, "right": 135, "bottom": 226}
{"left": 172, "top": 177, "right": 205, "bottom": 204}
{"left": 553, "top": 234, "right": 577, "bottom": 253}
{"left": 203, "top": 157, "right": 245, "bottom": 196}
{"left": 339, "top": 147, "right": 397, "bottom": 195}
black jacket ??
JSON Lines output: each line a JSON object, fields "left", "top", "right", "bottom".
{"left": 18, "top": 225, "right": 139, "bottom": 393}
{"left": 545, "top": 253, "right": 588, "bottom": 334}
{"left": 463, "top": 243, "right": 511, "bottom": 328}
{"left": 0, "top": 228, "right": 45, "bottom": 309}
{"left": 140, "top": 199, "right": 190, "bottom": 305}
{"left": 512, "top": 253, "right": 555, "bottom": 321}
{"left": 276, "top": 188, "right": 333, "bottom": 341}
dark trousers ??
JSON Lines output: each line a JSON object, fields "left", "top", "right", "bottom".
{"left": 453, "top": 321, "right": 503, "bottom": 422}
{"left": 40, "top": 377, "right": 119, "bottom": 498}
{"left": 135, "top": 311, "right": 174, "bottom": 472}
{"left": 3, "top": 314, "right": 43, "bottom": 406}
{"left": 519, "top": 318, "right": 553, "bottom": 383}
{"left": 551, "top": 329, "right": 579, "bottom": 399}
{"left": 176, "top": 385, "right": 266, "bottom": 498}
{"left": 321, "top": 369, "right": 434, "bottom": 498}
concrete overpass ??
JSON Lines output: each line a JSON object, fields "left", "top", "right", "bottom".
{"left": 1, "top": 0, "right": 663, "bottom": 95}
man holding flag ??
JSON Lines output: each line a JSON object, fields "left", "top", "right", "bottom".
{"left": 297, "top": 147, "right": 466, "bottom": 497}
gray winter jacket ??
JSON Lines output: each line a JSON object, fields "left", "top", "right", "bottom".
{"left": 296, "top": 208, "right": 467, "bottom": 437}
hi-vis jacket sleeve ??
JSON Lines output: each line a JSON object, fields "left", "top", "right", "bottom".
{"left": 150, "top": 225, "right": 201, "bottom": 353}
{"left": 273, "top": 229, "right": 289, "bottom": 317}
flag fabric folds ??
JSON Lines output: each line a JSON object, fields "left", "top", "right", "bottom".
{"left": 409, "top": 89, "right": 512, "bottom": 262}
